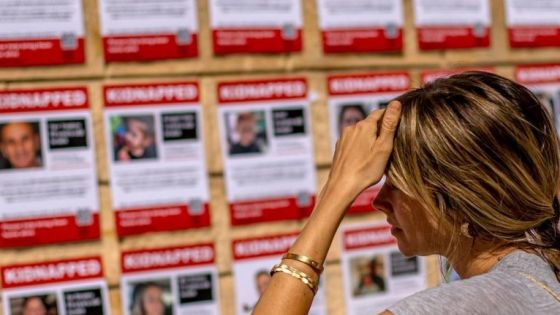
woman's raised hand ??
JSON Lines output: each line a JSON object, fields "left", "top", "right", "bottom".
{"left": 252, "top": 102, "right": 402, "bottom": 315}
{"left": 328, "top": 100, "right": 402, "bottom": 198}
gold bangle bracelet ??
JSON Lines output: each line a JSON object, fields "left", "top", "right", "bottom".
{"left": 282, "top": 252, "right": 324, "bottom": 274}
{"left": 270, "top": 263, "right": 318, "bottom": 294}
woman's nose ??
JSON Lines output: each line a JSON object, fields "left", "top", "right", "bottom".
{"left": 372, "top": 183, "right": 393, "bottom": 214}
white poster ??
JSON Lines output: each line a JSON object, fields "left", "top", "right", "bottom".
{"left": 0, "top": 87, "right": 100, "bottom": 248}
{"left": 413, "top": 0, "right": 491, "bottom": 49}
{"left": 505, "top": 0, "right": 560, "bottom": 48}
{"left": 327, "top": 72, "right": 410, "bottom": 214}
{"left": 515, "top": 64, "right": 560, "bottom": 132}
{"left": 0, "top": 0, "right": 85, "bottom": 66}
{"left": 103, "top": 82, "right": 211, "bottom": 236}
{"left": 316, "top": 0, "right": 403, "bottom": 53}
{"left": 341, "top": 222, "right": 428, "bottom": 315}
{"left": 420, "top": 67, "right": 495, "bottom": 84}
{"left": 121, "top": 244, "right": 220, "bottom": 315}
{"left": 232, "top": 233, "right": 327, "bottom": 315}
{"left": 98, "top": 0, "right": 199, "bottom": 62}
{"left": 217, "top": 78, "right": 316, "bottom": 225}
{"left": 208, "top": 0, "right": 303, "bottom": 54}
{"left": 2, "top": 257, "right": 110, "bottom": 315}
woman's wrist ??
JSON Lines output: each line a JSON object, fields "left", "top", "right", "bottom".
{"left": 322, "top": 177, "right": 364, "bottom": 206}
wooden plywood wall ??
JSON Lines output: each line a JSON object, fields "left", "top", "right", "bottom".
{"left": 0, "top": 0, "right": 556, "bottom": 314}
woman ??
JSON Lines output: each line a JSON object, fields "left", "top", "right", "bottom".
{"left": 338, "top": 104, "right": 367, "bottom": 136}
{"left": 21, "top": 296, "right": 48, "bottom": 315}
{"left": 354, "top": 256, "right": 386, "bottom": 296}
{"left": 130, "top": 282, "right": 168, "bottom": 315}
{"left": 254, "top": 72, "right": 560, "bottom": 314}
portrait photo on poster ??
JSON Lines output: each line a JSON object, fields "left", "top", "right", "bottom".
{"left": 350, "top": 254, "right": 387, "bottom": 298}
{"left": 9, "top": 293, "right": 58, "bottom": 315}
{"left": 253, "top": 269, "right": 271, "bottom": 298}
{"left": 224, "top": 110, "right": 268, "bottom": 156}
{"left": 127, "top": 279, "right": 173, "bottom": 315}
{"left": 0, "top": 121, "right": 43, "bottom": 171}
{"left": 337, "top": 103, "right": 367, "bottom": 136}
{"left": 111, "top": 115, "right": 158, "bottom": 162}
{"left": 337, "top": 100, "right": 391, "bottom": 136}
{"left": 242, "top": 269, "right": 272, "bottom": 313}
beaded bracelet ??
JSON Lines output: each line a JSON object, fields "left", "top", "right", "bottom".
{"left": 270, "top": 263, "right": 318, "bottom": 294}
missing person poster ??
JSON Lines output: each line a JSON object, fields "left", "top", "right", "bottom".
{"left": 316, "top": 0, "right": 403, "bottom": 53}
{"left": 420, "top": 67, "right": 495, "bottom": 84}
{"left": 233, "top": 233, "right": 327, "bottom": 315}
{"left": 0, "top": 0, "right": 85, "bottom": 67}
{"left": 505, "top": 0, "right": 560, "bottom": 48}
{"left": 0, "top": 87, "right": 100, "bottom": 248}
{"left": 412, "top": 0, "right": 491, "bottom": 50}
{"left": 217, "top": 78, "right": 316, "bottom": 225}
{"left": 1, "top": 257, "right": 110, "bottom": 315}
{"left": 103, "top": 82, "right": 211, "bottom": 237}
{"left": 327, "top": 72, "right": 410, "bottom": 214}
{"left": 515, "top": 64, "right": 560, "bottom": 132}
{"left": 98, "top": 0, "right": 199, "bottom": 62}
{"left": 341, "top": 222, "right": 428, "bottom": 315}
{"left": 121, "top": 244, "right": 220, "bottom": 315}
{"left": 209, "top": 0, "right": 303, "bottom": 54}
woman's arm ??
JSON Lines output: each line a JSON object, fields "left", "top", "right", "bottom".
{"left": 252, "top": 101, "right": 402, "bottom": 315}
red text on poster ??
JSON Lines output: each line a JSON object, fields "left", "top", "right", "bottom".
{"left": 0, "top": 87, "right": 100, "bottom": 247}
{"left": 98, "top": 0, "right": 199, "bottom": 62}
{"left": 103, "top": 82, "right": 211, "bottom": 236}
{"left": 316, "top": 0, "right": 403, "bottom": 53}
{"left": 515, "top": 64, "right": 560, "bottom": 133}
{"left": 232, "top": 233, "right": 327, "bottom": 314}
{"left": 121, "top": 244, "right": 220, "bottom": 314}
{"left": 413, "top": 0, "right": 491, "bottom": 50}
{"left": 209, "top": 0, "right": 303, "bottom": 54}
{"left": 420, "top": 67, "right": 495, "bottom": 84}
{"left": 217, "top": 78, "right": 317, "bottom": 225}
{"left": 2, "top": 257, "right": 110, "bottom": 314}
{"left": 341, "top": 222, "right": 427, "bottom": 315}
{"left": 505, "top": 0, "right": 560, "bottom": 48}
{"left": 0, "top": 0, "right": 85, "bottom": 67}
{"left": 327, "top": 72, "right": 410, "bottom": 214}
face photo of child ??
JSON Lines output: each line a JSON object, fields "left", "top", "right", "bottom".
{"left": 128, "top": 279, "right": 173, "bottom": 315}
{"left": 111, "top": 115, "right": 158, "bottom": 162}
{"left": 9, "top": 293, "right": 58, "bottom": 315}
{"left": 0, "top": 121, "right": 43, "bottom": 170}
{"left": 225, "top": 111, "right": 268, "bottom": 156}
{"left": 241, "top": 270, "right": 271, "bottom": 313}
{"left": 338, "top": 104, "right": 367, "bottom": 136}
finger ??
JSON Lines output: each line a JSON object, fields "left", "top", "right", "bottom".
{"left": 377, "top": 101, "right": 402, "bottom": 144}
{"left": 365, "top": 108, "right": 385, "bottom": 122}
{"left": 356, "top": 109, "right": 385, "bottom": 134}
{"left": 339, "top": 124, "right": 355, "bottom": 140}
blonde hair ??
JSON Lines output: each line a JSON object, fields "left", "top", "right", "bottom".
{"left": 388, "top": 71, "right": 560, "bottom": 278}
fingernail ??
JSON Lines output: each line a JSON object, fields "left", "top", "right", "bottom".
{"left": 388, "top": 101, "right": 401, "bottom": 110}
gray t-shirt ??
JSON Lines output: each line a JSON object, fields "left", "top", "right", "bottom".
{"left": 388, "top": 251, "right": 560, "bottom": 314}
